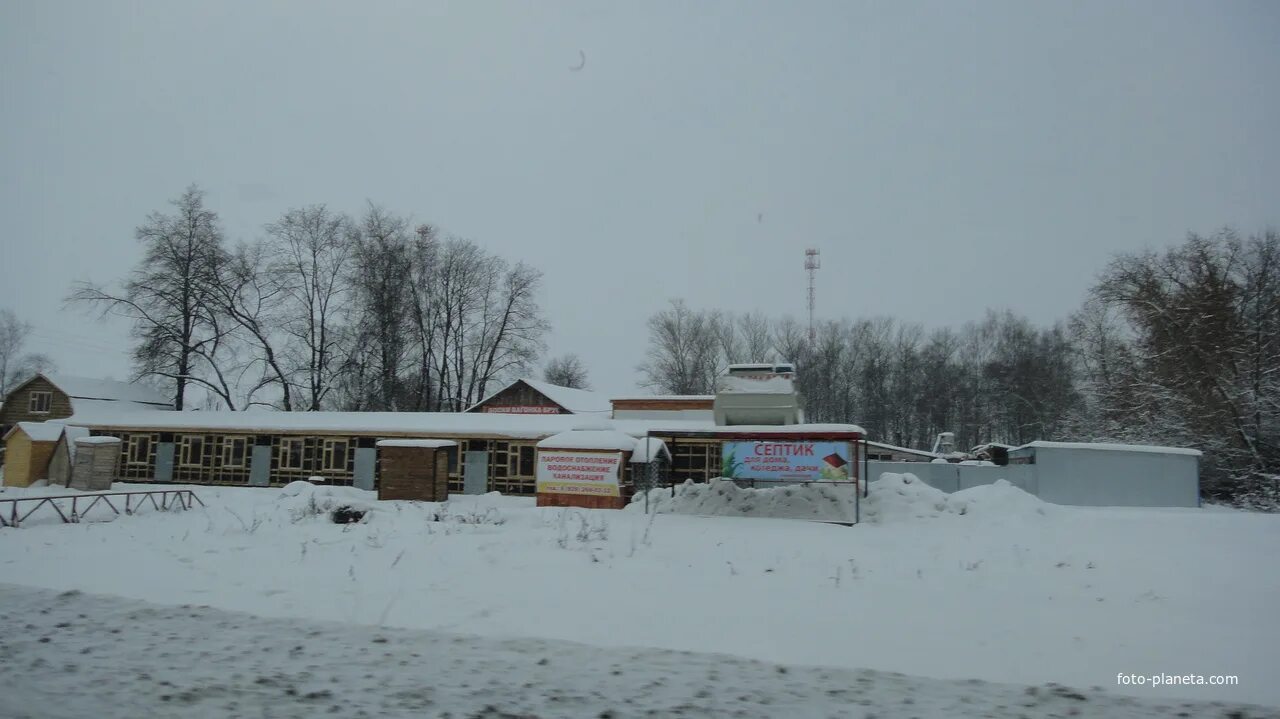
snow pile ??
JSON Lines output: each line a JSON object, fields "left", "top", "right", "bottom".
{"left": 630, "top": 478, "right": 859, "bottom": 522}
{"left": 863, "top": 473, "right": 1053, "bottom": 523}
{"left": 629, "top": 473, "right": 1052, "bottom": 525}
{"left": 860, "top": 472, "right": 956, "bottom": 523}
{"left": 276, "top": 481, "right": 378, "bottom": 523}
{"left": 860, "top": 473, "right": 1049, "bottom": 524}
{"left": 948, "top": 479, "right": 1055, "bottom": 519}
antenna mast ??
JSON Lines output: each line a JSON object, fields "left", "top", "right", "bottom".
{"left": 804, "top": 248, "right": 820, "bottom": 343}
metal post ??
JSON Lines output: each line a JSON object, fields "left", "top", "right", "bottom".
{"left": 861, "top": 437, "right": 868, "bottom": 498}
{"left": 644, "top": 431, "right": 651, "bottom": 515}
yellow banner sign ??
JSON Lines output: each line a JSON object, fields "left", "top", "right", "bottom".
{"left": 536, "top": 452, "right": 622, "bottom": 497}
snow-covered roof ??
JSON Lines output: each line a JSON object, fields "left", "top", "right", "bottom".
{"left": 519, "top": 379, "right": 611, "bottom": 414}
{"left": 865, "top": 441, "right": 939, "bottom": 458}
{"left": 630, "top": 437, "right": 670, "bottom": 463}
{"left": 465, "top": 378, "right": 611, "bottom": 415}
{"left": 536, "top": 425, "right": 639, "bottom": 452}
{"left": 611, "top": 395, "right": 716, "bottom": 402}
{"left": 661, "top": 423, "right": 866, "bottom": 437}
{"left": 1012, "top": 441, "right": 1202, "bottom": 457}
{"left": 74, "top": 436, "right": 122, "bottom": 445}
{"left": 8, "top": 421, "right": 65, "bottom": 442}
{"left": 726, "top": 362, "right": 789, "bottom": 372}
{"left": 60, "top": 426, "right": 92, "bottom": 462}
{"left": 42, "top": 374, "right": 171, "bottom": 408}
{"left": 375, "top": 439, "right": 457, "bottom": 449}
{"left": 69, "top": 398, "right": 172, "bottom": 414}
{"left": 60, "top": 406, "right": 716, "bottom": 440}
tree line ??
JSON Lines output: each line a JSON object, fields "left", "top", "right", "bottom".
{"left": 68, "top": 185, "right": 552, "bottom": 412}
{"left": 29, "top": 185, "right": 1280, "bottom": 507}
{"left": 638, "top": 229, "right": 1279, "bottom": 508}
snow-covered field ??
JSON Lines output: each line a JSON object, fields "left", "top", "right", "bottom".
{"left": 1, "top": 476, "right": 1278, "bottom": 716}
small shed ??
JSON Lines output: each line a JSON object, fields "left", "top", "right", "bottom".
{"left": 2, "top": 421, "right": 65, "bottom": 487}
{"left": 46, "top": 426, "right": 92, "bottom": 487}
{"left": 376, "top": 439, "right": 457, "bottom": 501}
{"left": 68, "top": 436, "right": 121, "bottom": 491}
{"left": 1007, "top": 441, "right": 1201, "bottom": 507}
{"left": 535, "top": 421, "right": 636, "bottom": 509}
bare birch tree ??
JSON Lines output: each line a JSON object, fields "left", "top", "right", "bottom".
{"left": 67, "top": 185, "right": 228, "bottom": 410}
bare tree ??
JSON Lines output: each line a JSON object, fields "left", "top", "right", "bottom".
{"left": 266, "top": 205, "right": 354, "bottom": 411}
{"left": 67, "top": 185, "right": 229, "bottom": 410}
{"left": 544, "top": 354, "right": 590, "bottom": 389}
{"left": 738, "top": 312, "right": 775, "bottom": 363}
{"left": 208, "top": 241, "right": 293, "bottom": 409}
{"left": 401, "top": 224, "right": 440, "bottom": 410}
{"left": 467, "top": 259, "right": 548, "bottom": 404}
{"left": 638, "top": 300, "right": 722, "bottom": 394}
{"left": 347, "top": 203, "right": 413, "bottom": 411}
{"left": 429, "top": 238, "right": 489, "bottom": 410}
{"left": 0, "top": 310, "right": 55, "bottom": 395}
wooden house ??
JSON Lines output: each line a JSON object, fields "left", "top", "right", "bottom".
{"left": 0, "top": 373, "right": 171, "bottom": 439}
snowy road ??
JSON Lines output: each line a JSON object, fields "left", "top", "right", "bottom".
{"left": 1, "top": 583, "right": 1274, "bottom": 719}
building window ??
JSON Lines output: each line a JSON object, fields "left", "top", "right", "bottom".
{"left": 669, "top": 440, "right": 719, "bottom": 483}
{"left": 279, "top": 438, "right": 305, "bottom": 470}
{"left": 224, "top": 437, "right": 249, "bottom": 468}
{"left": 518, "top": 445, "right": 535, "bottom": 477}
{"left": 28, "top": 391, "right": 52, "bottom": 414}
{"left": 323, "top": 439, "right": 349, "bottom": 471}
{"left": 127, "top": 435, "right": 151, "bottom": 465}
{"left": 179, "top": 435, "right": 205, "bottom": 467}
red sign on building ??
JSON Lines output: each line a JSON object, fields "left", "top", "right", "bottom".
{"left": 482, "top": 406, "right": 562, "bottom": 415}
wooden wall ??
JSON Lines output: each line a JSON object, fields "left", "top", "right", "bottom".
{"left": 1, "top": 432, "right": 57, "bottom": 488}
{"left": 97, "top": 430, "right": 365, "bottom": 487}
{"left": 466, "top": 380, "right": 569, "bottom": 414}
{"left": 378, "top": 446, "right": 449, "bottom": 501}
{"left": 0, "top": 377, "right": 73, "bottom": 434}
{"left": 46, "top": 437, "right": 72, "bottom": 486}
{"left": 69, "top": 441, "right": 119, "bottom": 491}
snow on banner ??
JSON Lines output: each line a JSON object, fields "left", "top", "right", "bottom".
{"left": 536, "top": 452, "right": 622, "bottom": 496}
{"left": 721, "top": 441, "right": 851, "bottom": 481}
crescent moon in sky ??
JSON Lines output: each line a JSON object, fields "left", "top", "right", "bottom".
{"left": 570, "top": 50, "right": 586, "bottom": 72}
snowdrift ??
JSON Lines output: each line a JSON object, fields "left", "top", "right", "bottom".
{"left": 629, "top": 477, "right": 861, "bottom": 522}
{"left": 629, "top": 473, "right": 1054, "bottom": 524}
{"left": 277, "top": 480, "right": 380, "bottom": 523}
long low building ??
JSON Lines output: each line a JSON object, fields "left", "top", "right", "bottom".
{"left": 51, "top": 407, "right": 713, "bottom": 494}
{"left": 21, "top": 377, "right": 862, "bottom": 495}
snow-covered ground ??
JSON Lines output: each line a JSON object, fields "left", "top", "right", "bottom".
{"left": 1, "top": 476, "right": 1278, "bottom": 714}
{"left": 5, "top": 583, "right": 1274, "bottom": 719}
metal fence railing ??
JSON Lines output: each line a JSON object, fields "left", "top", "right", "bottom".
{"left": 0, "top": 489, "right": 205, "bottom": 529}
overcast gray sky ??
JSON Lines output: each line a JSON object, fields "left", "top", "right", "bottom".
{"left": 2, "top": 0, "right": 1277, "bottom": 398}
